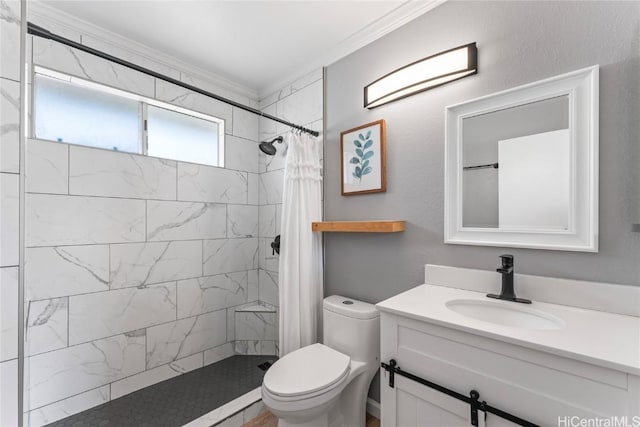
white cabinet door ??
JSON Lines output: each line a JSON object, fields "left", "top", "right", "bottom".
{"left": 382, "top": 374, "right": 526, "bottom": 427}
{"left": 485, "top": 414, "right": 520, "bottom": 427}
{"left": 382, "top": 374, "right": 486, "bottom": 427}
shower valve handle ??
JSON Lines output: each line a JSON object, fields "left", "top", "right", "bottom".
{"left": 271, "top": 235, "right": 280, "bottom": 256}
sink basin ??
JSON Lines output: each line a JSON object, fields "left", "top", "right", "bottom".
{"left": 445, "top": 299, "right": 565, "bottom": 330}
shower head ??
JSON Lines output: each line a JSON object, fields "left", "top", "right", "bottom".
{"left": 259, "top": 136, "right": 283, "bottom": 156}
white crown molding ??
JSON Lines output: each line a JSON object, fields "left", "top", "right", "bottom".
{"left": 259, "top": 0, "right": 448, "bottom": 99}
{"left": 27, "top": 0, "right": 447, "bottom": 102}
{"left": 27, "top": 1, "right": 259, "bottom": 102}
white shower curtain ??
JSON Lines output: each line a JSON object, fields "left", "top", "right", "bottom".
{"left": 278, "top": 131, "right": 323, "bottom": 357}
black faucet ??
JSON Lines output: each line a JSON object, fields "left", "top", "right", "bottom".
{"left": 487, "top": 255, "right": 531, "bottom": 304}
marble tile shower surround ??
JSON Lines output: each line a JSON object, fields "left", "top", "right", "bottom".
{"left": 23, "top": 134, "right": 271, "bottom": 419}
{"left": 1, "top": 1, "right": 22, "bottom": 426}
{"left": 23, "top": 30, "right": 269, "bottom": 419}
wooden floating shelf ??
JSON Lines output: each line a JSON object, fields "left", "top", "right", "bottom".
{"left": 311, "top": 220, "right": 406, "bottom": 233}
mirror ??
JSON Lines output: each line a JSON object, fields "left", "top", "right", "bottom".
{"left": 462, "top": 95, "right": 570, "bottom": 230}
{"left": 445, "top": 66, "right": 599, "bottom": 252}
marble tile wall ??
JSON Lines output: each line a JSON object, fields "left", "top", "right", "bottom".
{"left": 109, "top": 240, "right": 202, "bottom": 289}
{"left": 26, "top": 298, "right": 68, "bottom": 356}
{"left": 27, "top": 330, "right": 146, "bottom": 409}
{"left": 1, "top": 172, "right": 19, "bottom": 266}
{"left": 110, "top": 352, "right": 203, "bottom": 399}
{"left": 1, "top": 1, "right": 21, "bottom": 426}
{"left": 0, "top": 77, "right": 20, "bottom": 174}
{"left": 0, "top": 358, "right": 18, "bottom": 427}
{"left": 146, "top": 200, "right": 227, "bottom": 241}
{"left": 234, "top": 304, "right": 278, "bottom": 357}
{"left": 68, "top": 283, "right": 178, "bottom": 345}
{"left": 23, "top": 132, "right": 261, "bottom": 419}
{"left": 32, "top": 37, "right": 156, "bottom": 98}
{"left": 26, "top": 245, "right": 109, "bottom": 300}
{"left": 178, "top": 272, "right": 249, "bottom": 319}
{"left": 25, "top": 193, "right": 147, "bottom": 247}
{"left": 177, "top": 162, "right": 248, "bottom": 204}
{"left": 1, "top": 267, "right": 18, "bottom": 361}
{"left": 203, "top": 238, "right": 259, "bottom": 275}
{"left": 68, "top": 147, "right": 177, "bottom": 200}
{"left": 146, "top": 309, "right": 227, "bottom": 368}
{"left": 25, "top": 386, "right": 110, "bottom": 427}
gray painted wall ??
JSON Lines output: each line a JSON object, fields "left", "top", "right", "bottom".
{"left": 324, "top": 1, "right": 640, "bottom": 306}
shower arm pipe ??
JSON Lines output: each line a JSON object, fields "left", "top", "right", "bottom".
{"left": 27, "top": 22, "right": 320, "bottom": 138}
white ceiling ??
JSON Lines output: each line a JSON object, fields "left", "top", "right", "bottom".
{"left": 34, "top": 0, "right": 442, "bottom": 97}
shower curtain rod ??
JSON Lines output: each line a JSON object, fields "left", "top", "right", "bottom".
{"left": 463, "top": 162, "right": 499, "bottom": 170}
{"left": 27, "top": 22, "right": 320, "bottom": 138}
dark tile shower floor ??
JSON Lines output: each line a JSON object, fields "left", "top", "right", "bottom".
{"left": 47, "top": 355, "right": 277, "bottom": 427}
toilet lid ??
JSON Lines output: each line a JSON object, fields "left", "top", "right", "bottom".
{"left": 263, "top": 343, "right": 350, "bottom": 397}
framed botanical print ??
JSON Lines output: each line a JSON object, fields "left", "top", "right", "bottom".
{"left": 340, "top": 119, "right": 386, "bottom": 196}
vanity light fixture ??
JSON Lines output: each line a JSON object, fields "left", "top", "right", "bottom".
{"left": 364, "top": 42, "right": 477, "bottom": 109}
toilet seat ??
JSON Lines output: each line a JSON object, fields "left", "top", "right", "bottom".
{"left": 263, "top": 343, "right": 351, "bottom": 399}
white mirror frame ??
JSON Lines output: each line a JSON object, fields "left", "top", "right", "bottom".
{"left": 444, "top": 65, "right": 599, "bottom": 252}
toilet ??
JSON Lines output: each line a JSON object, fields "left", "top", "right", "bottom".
{"left": 261, "top": 295, "right": 380, "bottom": 427}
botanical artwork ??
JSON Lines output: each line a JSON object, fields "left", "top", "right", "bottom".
{"left": 341, "top": 119, "right": 386, "bottom": 195}
{"left": 350, "top": 130, "right": 375, "bottom": 180}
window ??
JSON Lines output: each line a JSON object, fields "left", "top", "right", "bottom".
{"left": 33, "top": 67, "right": 225, "bottom": 166}
{"left": 35, "top": 73, "right": 141, "bottom": 152}
{"left": 147, "top": 105, "right": 220, "bottom": 166}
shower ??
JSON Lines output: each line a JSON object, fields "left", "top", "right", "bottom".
{"left": 17, "top": 17, "right": 322, "bottom": 427}
{"left": 259, "top": 136, "right": 284, "bottom": 155}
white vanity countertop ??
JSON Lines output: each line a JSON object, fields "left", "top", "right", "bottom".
{"left": 376, "top": 284, "right": 640, "bottom": 375}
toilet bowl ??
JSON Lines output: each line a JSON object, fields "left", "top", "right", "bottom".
{"left": 261, "top": 296, "right": 380, "bottom": 427}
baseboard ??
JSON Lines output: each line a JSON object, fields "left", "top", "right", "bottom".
{"left": 366, "top": 397, "right": 381, "bottom": 419}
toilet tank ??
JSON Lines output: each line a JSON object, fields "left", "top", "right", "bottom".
{"left": 323, "top": 295, "right": 380, "bottom": 364}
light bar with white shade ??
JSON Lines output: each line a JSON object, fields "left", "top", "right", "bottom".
{"left": 364, "top": 42, "right": 477, "bottom": 109}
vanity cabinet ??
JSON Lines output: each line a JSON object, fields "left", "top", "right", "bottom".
{"left": 380, "top": 312, "right": 640, "bottom": 426}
